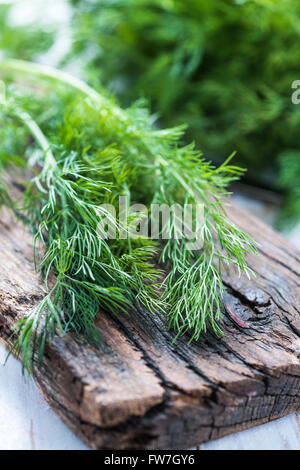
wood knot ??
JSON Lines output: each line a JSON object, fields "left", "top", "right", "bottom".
{"left": 223, "top": 289, "right": 272, "bottom": 329}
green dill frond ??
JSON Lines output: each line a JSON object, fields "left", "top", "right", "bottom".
{"left": 0, "top": 179, "right": 10, "bottom": 207}
{"left": 0, "top": 59, "right": 257, "bottom": 370}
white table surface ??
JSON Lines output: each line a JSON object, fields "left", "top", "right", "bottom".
{"left": 0, "top": 0, "right": 299, "bottom": 451}
{"left": 0, "top": 343, "right": 299, "bottom": 450}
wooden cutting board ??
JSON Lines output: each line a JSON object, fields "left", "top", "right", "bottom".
{"left": 0, "top": 202, "right": 299, "bottom": 450}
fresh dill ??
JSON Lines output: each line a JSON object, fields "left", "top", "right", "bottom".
{"left": 0, "top": 60, "right": 257, "bottom": 371}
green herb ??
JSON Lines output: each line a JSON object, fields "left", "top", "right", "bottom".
{"left": 0, "top": 59, "right": 256, "bottom": 371}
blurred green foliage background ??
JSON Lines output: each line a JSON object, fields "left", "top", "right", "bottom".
{"left": 0, "top": 3, "right": 55, "bottom": 60}
{"left": 1, "top": 0, "right": 300, "bottom": 228}
{"left": 69, "top": 0, "right": 300, "bottom": 228}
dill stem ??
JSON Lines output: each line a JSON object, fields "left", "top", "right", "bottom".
{"left": 0, "top": 59, "right": 125, "bottom": 120}
{"left": 0, "top": 76, "right": 56, "bottom": 170}
{"left": 13, "top": 107, "right": 56, "bottom": 170}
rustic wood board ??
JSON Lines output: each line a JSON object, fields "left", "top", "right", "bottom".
{"left": 0, "top": 203, "right": 299, "bottom": 450}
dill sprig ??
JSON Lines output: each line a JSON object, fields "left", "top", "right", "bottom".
{"left": 0, "top": 60, "right": 257, "bottom": 371}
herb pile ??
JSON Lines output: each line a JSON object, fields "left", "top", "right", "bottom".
{"left": 0, "top": 60, "right": 256, "bottom": 370}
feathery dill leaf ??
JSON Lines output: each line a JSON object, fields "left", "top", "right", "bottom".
{"left": 0, "top": 60, "right": 257, "bottom": 371}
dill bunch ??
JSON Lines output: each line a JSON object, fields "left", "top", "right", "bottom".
{"left": 0, "top": 60, "right": 256, "bottom": 371}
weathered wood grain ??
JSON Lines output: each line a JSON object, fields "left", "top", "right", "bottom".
{"left": 0, "top": 202, "right": 299, "bottom": 450}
